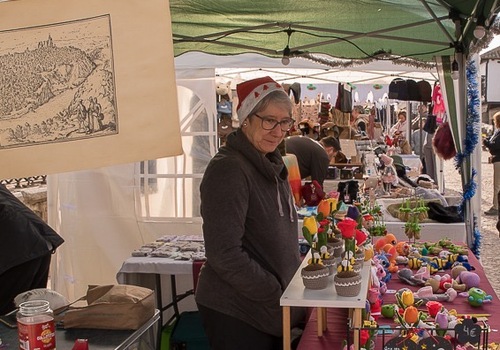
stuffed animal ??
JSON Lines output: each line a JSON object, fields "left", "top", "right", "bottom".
{"left": 216, "top": 81, "right": 232, "bottom": 102}
{"left": 455, "top": 270, "right": 480, "bottom": 289}
{"left": 468, "top": 287, "right": 492, "bottom": 307}
{"left": 379, "top": 154, "right": 399, "bottom": 186}
{"left": 414, "top": 286, "right": 457, "bottom": 303}
{"left": 371, "top": 258, "right": 387, "bottom": 293}
{"left": 397, "top": 268, "right": 426, "bottom": 286}
{"left": 374, "top": 254, "right": 392, "bottom": 283}
{"left": 395, "top": 241, "right": 410, "bottom": 256}
{"left": 425, "top": 274, "right": 453, "bottom": 294}
{"left": 451, "top": 265, "right": 468, "bottom": 279}
{"left": 374, "top": 234, "right": 397, "bottom": 252}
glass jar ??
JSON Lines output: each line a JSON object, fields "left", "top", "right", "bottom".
{"left": 17, "top": 300, "right": 56, "bottom": 350}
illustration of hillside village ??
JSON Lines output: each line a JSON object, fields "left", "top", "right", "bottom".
{"left": 0, "top": 20, "right": 118, "bottom": 149}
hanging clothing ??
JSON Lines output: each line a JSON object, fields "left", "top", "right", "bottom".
{"left": 432, "top": 83, "right": 446, "bottom": 123}
{"left": 335, "top": 83, "right": 353, "bottom": 113}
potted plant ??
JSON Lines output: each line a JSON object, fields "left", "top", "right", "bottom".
{"left": 404, "top": 211, "right": 421, "bottom": 242}
{"left": 334, "top": 251, "right": 362, "bottom": 297}
{"left": 301, "top": 215, "right": 329, "bottom": 289}
{"left": 317, "top": 198, "right": 343, "bottom": 258}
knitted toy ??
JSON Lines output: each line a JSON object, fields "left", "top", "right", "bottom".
{"left": 455, "top": 270, "right": 481, "bottom": 289}
{"left": 379, "top": 154, "right": 399, "bottom": 186}
{"left": 468, "top": 287, "right": 492, "bottom": 307}
{"left": 397, "top": 268, "right": 426, "bottom": 286}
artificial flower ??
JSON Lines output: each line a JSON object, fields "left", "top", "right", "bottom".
{"left": 403, "top": 306, "right": 419, "bottom": 324}
{"left": 317, "top": 199, "right": 332, "bottom": 217}
{"left": 401, "top": 290, "right": 414, "bottom": 308}
{"left": 426, "top": 301, "right": 442, "bottom": 318}
{"left": 337, "top": 217, "right": 357, "bottom": 239}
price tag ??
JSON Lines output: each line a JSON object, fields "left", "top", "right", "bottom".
{"left": 454, "top": 318, "right": 481, "bottom": 345}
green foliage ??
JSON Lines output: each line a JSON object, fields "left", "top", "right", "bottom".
{"left": 302, "top": 226, "right": 313, "bottom": 246}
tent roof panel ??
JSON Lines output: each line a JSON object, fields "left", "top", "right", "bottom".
{"left": 170, "top": 0, "right": 499, "bottom": 62}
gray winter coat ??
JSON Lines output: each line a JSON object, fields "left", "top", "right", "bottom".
{"left": 196, "top": 129, "right": 303, "bottom": 337}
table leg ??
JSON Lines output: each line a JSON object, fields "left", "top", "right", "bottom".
{"left": 352, "top": 308, "right": 362, "bottom": 350}
{"left": 155, "top": 274, "right": 163, "bottom": 350}
{"left": 283, "top": 306, "right": 291, "bottom": 350}
{"left": 317, "top": 307, "right": 323, "bottom": 337}
{"left": 322, "top": 308, "right": 327, "bottom": 331}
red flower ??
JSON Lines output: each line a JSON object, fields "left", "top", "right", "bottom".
{"left": 426, "top": 301, "right": 442, "bottom": 318}
{"left": 337, "top": 217, "right": 357, "bottom": 239}
{"left": 320, "top": 219, "right": 330, "bottom": 227}
{"left": 359, "top": 330, "right": 370, "bottom": 346}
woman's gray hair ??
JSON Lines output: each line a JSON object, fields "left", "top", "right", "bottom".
{"left": 247, "top": 90, "right": 293, "bottom": 119}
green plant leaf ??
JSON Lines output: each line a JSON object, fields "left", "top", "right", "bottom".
{"left": 302, "top": 226, "right": 313, "bottom": 246}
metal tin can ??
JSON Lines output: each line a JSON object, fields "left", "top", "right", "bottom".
{"left": 17, "top": 300, "right": 56, "bottom": 350}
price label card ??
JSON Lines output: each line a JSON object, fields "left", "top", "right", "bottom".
{"left": 455, "top": 318, "right": 481, "bottom": 345}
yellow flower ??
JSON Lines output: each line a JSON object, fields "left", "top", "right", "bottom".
{"left": 303, "top": 216, "right": 318, "bottom": 235}
{"left": 402, "top": 290, "right": 414, "bottom": 307}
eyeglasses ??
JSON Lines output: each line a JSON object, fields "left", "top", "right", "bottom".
{"left": 253, "top": 114, "right": 295, "bottom": 132}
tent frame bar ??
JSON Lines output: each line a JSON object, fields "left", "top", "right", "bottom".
{"left": 419, "top": 0, "right": 456, "bottom": 44}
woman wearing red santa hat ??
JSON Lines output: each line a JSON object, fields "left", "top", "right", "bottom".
{"left": 196, "top": 76, "right": 305, "bottom": 349}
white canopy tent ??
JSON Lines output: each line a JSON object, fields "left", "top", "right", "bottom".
{"left": 176, "top": 52, "right": 439, "bottom": 85}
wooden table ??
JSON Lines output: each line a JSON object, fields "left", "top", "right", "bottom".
{"left": 280, "top": 252, "right": 371, "bottom": 350}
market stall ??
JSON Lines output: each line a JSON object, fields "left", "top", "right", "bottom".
{"left": 297, "top": 250, "right": 498, "bottom": 349}
{"left": 290, "top": 197, "right": 499, "bottom": 349}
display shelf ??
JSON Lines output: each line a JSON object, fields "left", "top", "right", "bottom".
{"left": 281, "top": 254, "right": 370, "bottom": 309}
{"left": 280, "top": 251, "right": 370, "bottom": 350}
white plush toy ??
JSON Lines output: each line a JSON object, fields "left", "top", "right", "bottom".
{"left": 216, "top": 81, "right": 231, "bottom": 102}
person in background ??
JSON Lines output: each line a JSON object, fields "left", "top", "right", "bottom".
{"left": 411, "top": 118, "right": 426, "bottom": 155}
{"left": 197, "top": 76, "right": 305, "bottom": 350}
{"left": 390, "top": 110, "right": 408, "bottom": 139}
{"left": 483, "top": 112, "right": 500, "bottom": 216}
{"left": 367, "top": 107, "right": 376, "bottom": 140}
{"left": 350, "top": 105, "right": 368, "bottom": 137}
{"left": 0, "top": 184, "right": 64, "bottom": 315}
{"left": 285, "top": 135, "right": 341, "bottom": 188}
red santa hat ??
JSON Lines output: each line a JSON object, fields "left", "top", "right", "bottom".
{"left": 236, "top": 76, "right": 286, "bottom": 123}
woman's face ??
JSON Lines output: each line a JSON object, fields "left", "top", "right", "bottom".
{"left": 242, "top": 103, "right": 291, "bottom": 154}
{"left": 398, "top": 114, "right": 406, "bottom": 122}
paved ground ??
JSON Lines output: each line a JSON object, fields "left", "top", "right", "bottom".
{"left": 443, "top": 148, "right": 500, "bottom": 297}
